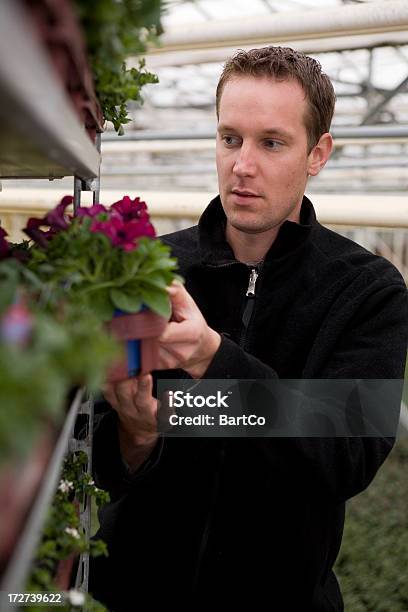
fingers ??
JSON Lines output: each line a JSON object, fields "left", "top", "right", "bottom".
{"left": 166, "top": 279, "right": 184, "bottom": 295}
{"left": 134, "top": 374, "right": 158, "bottom": 420}
{"left": 157, "top": 390, "right": 176, "bottom": 433}
{"left": 137, "top": 373, "right": 154, "bottom": 406}
{"left": 159, "top": 317, "right": 201, "bottom": 345}
{"left": 115, "top": 377, "right": 139, "bottom": 406}
{"left": 103, "top": 374, "right": 158, "bottom": 449}
{"left": 102, "top": 374, "right": 154, "bottom": 414}
{"left": 167, "top": 282, "right": 198, "bottom": 320}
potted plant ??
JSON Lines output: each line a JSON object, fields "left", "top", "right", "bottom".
{"left": 24, "top": 195, "right": 179, "bottom": 382}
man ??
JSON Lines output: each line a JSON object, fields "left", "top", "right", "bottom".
{"left": 91, "top": 47, "right": 408, "bottom": 610}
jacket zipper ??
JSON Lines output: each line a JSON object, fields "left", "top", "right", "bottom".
{"left": 239, "top": 266, "right": 260, "bottom": 348}
{"left": 246, "top": 268, "right": 259, "bottom": 297}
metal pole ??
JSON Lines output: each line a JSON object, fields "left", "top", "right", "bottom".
{"left": 73, "top": 176, "right": 82, "bottom": 213}
{"left": 101, "top": 124, "right": 408, "bottom": 142}
{"left": 361, "top": 74, "right": 408, "bottom": 124}
{"left": 154, "top": 1, "right": 408, "bottom": 52}
{"left": 70, "top": 395, "right": 94, "bottom": 595}
{"left": 93, "top": 132, "right": 102, "bottom": 205}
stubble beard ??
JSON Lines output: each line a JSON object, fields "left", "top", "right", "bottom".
{"left": 227, "top": 208, "right": 283, "bottom": 236}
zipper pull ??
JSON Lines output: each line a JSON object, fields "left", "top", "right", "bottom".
{"left": 246, "top": 268, "right": 258, "bottom": 297}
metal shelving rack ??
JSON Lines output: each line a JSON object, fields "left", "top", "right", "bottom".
{"left": 0, "top": 0, "right": 101, "bottom": 182}
{"left": 0, "top": 0, "right": 103, "bottom": 602}
{"left": 0, "top": 391, "right": 84, "bottom": 596}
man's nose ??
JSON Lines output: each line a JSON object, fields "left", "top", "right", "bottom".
{"left": 232, "top": 144, "right": 256, "bottom": 177}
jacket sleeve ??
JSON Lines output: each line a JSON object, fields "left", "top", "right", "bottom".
{"left": 92, "top": 275, "right": 407, "bottom": 505}
{"left": 202, "top": 276, "right": 408, "bottom": 503}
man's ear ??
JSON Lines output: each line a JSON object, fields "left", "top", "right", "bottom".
{"left": 307, "top": 132, "right": 333, "bottom": 176}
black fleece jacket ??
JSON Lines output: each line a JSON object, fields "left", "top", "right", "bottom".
{"left": 91, "top": 196, "right": 407, "bottom": 611}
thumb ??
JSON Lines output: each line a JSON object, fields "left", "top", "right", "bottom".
{"left": 167, "top": 282, "right": 196, "bottom": 320}
{"left": 137, "top": 374, "right": 153, "bottom": 397}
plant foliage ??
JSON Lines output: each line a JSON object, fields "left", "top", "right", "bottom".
{"left": 26, "top": 451, "right": 110, "bottom": 611}
{"left": 25, "top": 195, "right": 179, "bottom": 321}
{"left": 0, "top": 253, "right": 119, "bottom": 467}
{"left": 335, "top": 437, "right": 408, "bottom": 611}
{"left": 74, "top": 0, "right": 164, "bottom": 134}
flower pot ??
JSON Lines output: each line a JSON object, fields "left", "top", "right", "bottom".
{"left": 106, "top": 309, "right": 167, "bottom": 383}
{"left": 54, "top": 554, "right": 76, "bottom": 590}
{"left": 0, "top": 425, "right": 55, "bottom": 570}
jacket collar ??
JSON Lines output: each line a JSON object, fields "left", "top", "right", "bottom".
{"left": 198, "top": 194, "right": 317, "bottom": 265}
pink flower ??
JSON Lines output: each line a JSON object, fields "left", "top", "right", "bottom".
{"left": 90, "top": 216, "right": 155, "bottom": 251}
{"left": 130, "top": 218, "right": 156, "bottom": 240}
{"left": 112, "top": 218, "right": 155, "bottom": 251}
{"left": 0, "top": 227, "right": 10, "bottom": 258}
{"left": 111, "top": 196, "right": 150, "bottom": 223}
{"left": 23, "top": 194, "right": 156, "bottom": 252}
{"left": 90, "top": 219, "right": 119, "bottom": 244}
{"left": 76, "top": 204, "right": 107, "bottom": 218}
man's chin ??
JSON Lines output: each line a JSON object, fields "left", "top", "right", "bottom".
{"left": 228, "top": 217, "right": 276, "bottom": 235}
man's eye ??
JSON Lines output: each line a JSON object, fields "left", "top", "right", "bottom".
{"left": 264, "top": 139, "right": 282, "bottom": 149}
{"left": 222, "top": 135, "right": 240, "bottom": 146}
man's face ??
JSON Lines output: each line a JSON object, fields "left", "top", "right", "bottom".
{"left": 216, "top": 75, "right": 316, "bottom": 236}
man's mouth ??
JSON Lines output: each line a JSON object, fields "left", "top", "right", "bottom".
{"left": 231, "top": 189, "right": 260, "bottom": 198}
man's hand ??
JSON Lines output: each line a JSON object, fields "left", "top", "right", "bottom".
{"left": 102, "top": 374, "right": 158, "bottom": 471}
{"left": 158, "top": 282, "right": 221, "bottom": 378}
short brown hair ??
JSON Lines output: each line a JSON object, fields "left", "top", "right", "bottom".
{"left": 216, "top": 46, "right": 336, "bottom": 152}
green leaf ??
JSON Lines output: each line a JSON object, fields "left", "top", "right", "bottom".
{"left": 110, "top": 288, "right": 143, "bottom": 313}
{"left": 133, "top": 272, "right": 168, "bottom": 290}
{"left": 84, "top": 290, "right": 114, "bottom": 322}
{"left": 140, "top": 286, "right": 170, "bottom": 318}
{"left": 142, "top": 257, "right": 178, "bottom": 273}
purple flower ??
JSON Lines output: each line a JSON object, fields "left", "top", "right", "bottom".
{"left": 90, "top": 216, "right": 155, "bottom": 251}
{"left": 76, "top": 204, "right": 107, "bottom": 218}
{"left": 44, "top": 195, "right": 73, "bottom": 230}
{"left": 23, "top": 194, "right": 156, "bottom": 252}
{"left": 24, "top": 195, "right": 74, "bottom": 246}
{"left": 111, "top": 196, "right": 150, "bottom": 223}
{"left": 90, "top": 218, "right": 120, "bottom": 244}
{"left": 111, "top": 218, "right": 154, "bottom": 251}
{"left": 24, "top": 217, "right": 53, "bottom": 248}
{"left": 128, "top": 218, "right": 156, "bottom": 240}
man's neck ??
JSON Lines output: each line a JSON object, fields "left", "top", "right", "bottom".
{"left": 225, "top": 223, "right": 279, "bottom": 264}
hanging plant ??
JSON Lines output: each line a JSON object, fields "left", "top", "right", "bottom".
{"left": 74, "top": 0, "right": 165, "bottom": 134}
